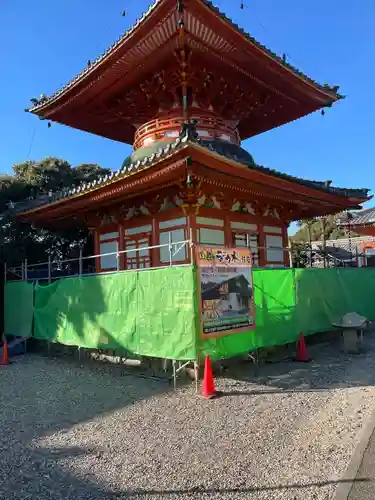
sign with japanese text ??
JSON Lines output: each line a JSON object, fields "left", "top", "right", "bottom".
{"left": 196, "top": 246, "right": 255, "bottom": 338}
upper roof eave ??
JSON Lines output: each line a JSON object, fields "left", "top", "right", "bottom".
{"left": 27, "top": 0, "right": 341, "bottom": 116}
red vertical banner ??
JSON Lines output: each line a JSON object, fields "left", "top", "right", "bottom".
{"left": 196, "top": 246, "right": 256, "bottom": 339}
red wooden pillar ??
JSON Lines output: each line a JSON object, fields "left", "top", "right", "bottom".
{"left": 282, "top": 223, "right": 290, "bottom": 267}
{"left": 118, "top": 221, "right": 125, "bottom": 270}
{"left": 189, "top": 213, "right": 197, "bottom": 242}
{"left": 258, "top": 225, "right": 266, "bottom": 267}
{"left": 189, "top": 213, "right": 197, "bottom": 264}
{"left": 93, "top": 228, "right": 101, "bottom": 273}
{"left": 151, "top": 217, "right": 160, "bottom": 267}
{"left": 224, "top": 214, "right": 232, "bottom": 248}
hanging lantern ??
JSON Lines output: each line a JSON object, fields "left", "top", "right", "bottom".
{"left": 47, "top": 122, "right": 52, "bottom": 128}
{"left": 321, "top": 109, "right": 325, "bottom": 116}
{"left": 121, "top": 10, "right": 126, "bottom": 17}
{"left": 240, "top": 2, "right": 244, "bottom": 9}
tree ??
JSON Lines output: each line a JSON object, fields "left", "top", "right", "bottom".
{"left": 290, "top": 240, "right": 310, "bottom": 268}
{"left": 295, "top": 219, "right": 315, "bottom": 266}
{"left": 0, "top": 158, "right": 111, "bottom": 268}
{"left": 292, "top": 214, "right": 356, "bottom": 243}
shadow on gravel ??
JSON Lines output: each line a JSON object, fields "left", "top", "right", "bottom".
{"left": 219, "top": 332, "right": 375, "bottom": 394}
{"left": 1, "top": 432, "right": 371, "bottom": 500}
{"left": 1, "top": 345, "right": 374, "bottom": 498}
{"left": 123, "top": 477, "right": 372, "bottom": 497}
{"left": 0, "top": 355, "right": 173, "bottom": 499}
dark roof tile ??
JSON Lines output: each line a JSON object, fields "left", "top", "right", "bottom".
{"left": 9, "top": 134, "right": 370, "bottom": 216}
{"left": 338, "top": 207, "right": 375, "bottom": 226}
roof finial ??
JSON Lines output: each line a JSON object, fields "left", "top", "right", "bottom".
{"left": 179, "top": 120, "right": 199, "bottom": 141}
{"left": 177, "top": 0, "right": 189, "bottom": 122}
{"left": 177, "top": 0, "right": 184, "bottom": 13}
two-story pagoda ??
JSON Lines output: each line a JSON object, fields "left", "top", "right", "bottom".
{"left": 19, "top": 0, "right": 370, "bottom": 271}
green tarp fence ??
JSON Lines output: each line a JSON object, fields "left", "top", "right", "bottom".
{"left": 202, "top": 268, "right": 375, "bottom": 359}
{"left": 4, "top": 267, "right": 375, "bottom": 360}
{"left": 4, "top": 282, "right": 34, "bottom": 338}
{"left": 33, "top": 267, "right": 197, "bottom": 360}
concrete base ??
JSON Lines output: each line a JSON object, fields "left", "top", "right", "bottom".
{"left": 343, "top": 328, "right": 359, "bottom": 354}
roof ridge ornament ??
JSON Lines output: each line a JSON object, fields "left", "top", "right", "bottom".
{"left": 179, "top": 120, "right": 199, "bottom": 141}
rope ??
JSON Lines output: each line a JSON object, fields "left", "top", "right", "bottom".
{"left": 27, "top": 123, "right": 38, "bottom": 160}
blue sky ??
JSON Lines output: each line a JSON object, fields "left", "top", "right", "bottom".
{"left": 1, "top": 0, "right": 374, "bottom": 219}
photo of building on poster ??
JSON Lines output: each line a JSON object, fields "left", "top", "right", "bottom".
{"left": 196, "top": 247, "right": 255, "bottom": 337}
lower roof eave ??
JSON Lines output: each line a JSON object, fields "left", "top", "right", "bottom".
{"left": 18, "top": 156, "right": 188, "bottom": 224}
{"left": 15, "top": 140, "right": 370, "bottom": 225}
{"left": 188, "top": 146, "right": 370, "bottom": 210}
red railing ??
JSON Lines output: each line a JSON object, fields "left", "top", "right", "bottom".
{"left": 134, "top": 113, "right": 240, "bottom": 149}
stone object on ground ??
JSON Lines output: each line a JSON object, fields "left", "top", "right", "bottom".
{"left": 332, "top": 312, "right": 368, "bottom": 354}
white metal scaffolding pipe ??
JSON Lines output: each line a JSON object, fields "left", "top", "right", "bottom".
{"left": 168, "top": 232, "right": 172, "bottom": 266}
{"left": 79, "top": 249, "right": 83, "bottom": 276}
{"left": 48, "top": 255, "right": 51, "bottom": 284}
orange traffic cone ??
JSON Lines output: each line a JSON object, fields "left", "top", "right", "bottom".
{"left": 201, "top": 355, "right": 217, "bottom": 399}
{"left": 0, "top": 340, "right": 9, "bottom": 366}
{"left": 296, "top": 332, "right": 310, "bottom": 362}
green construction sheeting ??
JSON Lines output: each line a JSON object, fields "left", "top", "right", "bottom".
{"left": 34, "top": 267, "right": 197, "bottom": 360}
{"left": 295, "top": 268, "right": 375, "bottom": 334}
{"left": 201, "top": 268, "right": 375, "bottom": 359}
{"left": 4, "top": 282, "right": 34, "bottom": 337}
{"left": 11, "top": 266, "right": 375, "bottom": 361}
{"left": 200, "top": 269, "right": 297, "bottom": 358}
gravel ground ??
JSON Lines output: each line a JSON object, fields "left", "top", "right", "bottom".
{"left": 2, "top": 337, "right": 375, "bottom": 500}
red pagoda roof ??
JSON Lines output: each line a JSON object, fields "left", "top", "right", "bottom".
{"left": 13, "top": 132, "right": 370, "bottom": 223}
{"left": 27, "top": 0, "right": 342, "bottom": 145}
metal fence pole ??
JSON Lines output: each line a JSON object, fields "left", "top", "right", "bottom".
{"left": 287, "top": 241, "right": 293, "bottom": 269}
{"left": 321, "top": 218, "right": 327, "bottom": 268}
{"left": 79, "top": 249, "right": 83, "bottom": 276}
{"left": 172, "top": 360, "right": 177, "bottom": 389}
{"left": 48, "top": 256, "right": 52, "bottom": 284}
{"left": 189, "top": 227, "right": 194, "bottom": 265}
{"left": 194, "top": 360, "right": 199, "bottom": 394}
{"left": 4, "top": 262, "right": 6, "bottom": 285}
{"left": 24, "top": 259, "right": 28, "bottom": 282}
{"left": 116, "top": 251, "right": 120, "bottom": 272}
{"left": 168, "top": 232, "right": 172, "bottom": 266}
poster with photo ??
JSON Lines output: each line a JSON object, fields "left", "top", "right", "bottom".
{"left": 196, "top": 246, "right": 255, "bottom": 338}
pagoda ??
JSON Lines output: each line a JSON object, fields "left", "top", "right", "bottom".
{"left": 18, "top": 0, "right": 370, "bottom": 271}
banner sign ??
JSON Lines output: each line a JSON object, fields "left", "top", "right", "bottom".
{"left": 196, "top": 246, "right": 255, "bottom": 338}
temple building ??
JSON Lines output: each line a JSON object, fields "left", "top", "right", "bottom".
{"left": 17, "top": 0, "right": 370, "bottom": 271}
{"left": 339, "top": 208, "right": 375, "bottom": 237}
{"left": 337, "top": 209, "right": 375, "bottom": 266}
